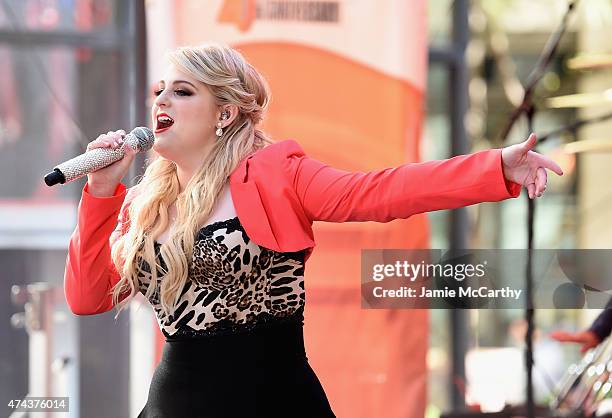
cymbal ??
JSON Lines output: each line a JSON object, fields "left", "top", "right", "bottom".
{"left": 564, "top": 138, "right": 612, "bottom": 153}
{"left": 567, "top": 54, "right": 612, "bottom": 70}
{"left": 546, "top": 89, "right": 612, "bottom": 108}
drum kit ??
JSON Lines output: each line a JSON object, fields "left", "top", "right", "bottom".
{"left": 551, "top": 336, "right": 612, "bottom": 418}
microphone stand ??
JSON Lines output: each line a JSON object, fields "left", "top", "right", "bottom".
{"left": 498, "top": 0, "right": 578, "bottom": 142}
{"left": 537, "top": 110, "right": 612, "bottom": 143}
{"left": 526, "top": 104, "right": 536, "bottom": 418}
{"left": 496, "top": 2, "right": 578, "bottom": 418}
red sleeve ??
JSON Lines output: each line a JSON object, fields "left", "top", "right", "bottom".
{"left": 287, "top": 147, "right": 522, "bottom": 223}
{"left": 64, "top": 182, "right": 134, "bottom": 315}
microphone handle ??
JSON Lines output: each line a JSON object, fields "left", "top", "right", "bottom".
{"left": 44, "top": 133, "right": 142, "bottom": 186}
{"left": 47, "top": 146, "right": 127, "bottom": 186}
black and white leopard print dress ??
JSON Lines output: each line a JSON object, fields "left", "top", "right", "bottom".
{"left": 136, "top": 216, "right": 336, "bottom": 418}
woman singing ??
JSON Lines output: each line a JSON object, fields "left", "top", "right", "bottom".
{"left": 64, "top": 43, "right": 563, "bottom": 418}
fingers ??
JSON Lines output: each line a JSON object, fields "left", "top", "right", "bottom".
{"left": 87, "top": 130, "right": 126, "bottom": 151}
{"left": 532, "top": 152, "right": 564, "bottom": 176}
{"left": 551, "top": 330, "right": 600, "bottom": 352}
{"left": 549, "top": 331, "right": 568, "bottom": 341}
{"left": 550, "top": 331, "right": 587, "bottom": 343}
{"left": 550, "top": 331, "right": 574, "bottom": 342}
{"left": 523, "top": 152, "right": 563, "bottom": 199}
{"left": 580, "top": 342, "right": 598, "bottom": 353}
{"left": 522, "top": 133, "right": 537, "bottom": 151}
{"left": 527, "top": 183, "right": 536, "bottom": 199}
{"left": 535, "top": 167, "right": 547, "bottom": 197}
{"left": 577, "top": 331, "right": 599, "bottom": 351}
{"left": 521, "top": 134, "right": 564, "bottom": 176}
{"left": 120, "top": 140, "right": 136, "bottom": 154}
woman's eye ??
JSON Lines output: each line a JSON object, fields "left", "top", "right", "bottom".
{"left": 152, "top": 89, "right": 192, "bottom": 97}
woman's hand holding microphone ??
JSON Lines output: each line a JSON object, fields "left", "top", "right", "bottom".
{"left": 86, "top": 129, "right": 138, "bottom": 197}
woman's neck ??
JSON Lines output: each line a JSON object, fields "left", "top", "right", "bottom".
{"left": 173, "top": 141, "right": 216, "bottom": 193}
{"left": 176, "top": 165, "right": 195, "bottom": 194}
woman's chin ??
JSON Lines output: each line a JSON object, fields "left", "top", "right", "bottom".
{"left": 152, "top": 140, "right": 172, "bottom": 156}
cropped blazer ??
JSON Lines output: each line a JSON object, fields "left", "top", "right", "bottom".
{"left": 64, "top": 139, "right": 521, "bottom": 314}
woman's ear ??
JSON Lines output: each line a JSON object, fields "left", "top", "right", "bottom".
{"left": 219, "top": 105, "right": 239, "bottom": 127}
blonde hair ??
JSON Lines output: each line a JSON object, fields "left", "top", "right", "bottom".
{"left": 109, "top": 43, "right": 274, "bottom": 320}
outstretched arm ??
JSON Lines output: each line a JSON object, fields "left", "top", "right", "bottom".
{"left": 287, "top": 133, "right": 562, "bottom": 223}
{"left": 288, "top": 147, "right": 519, "bottom": 223}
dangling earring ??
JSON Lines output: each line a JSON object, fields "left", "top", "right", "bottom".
{"left": 215, "top": 121, "right": 223, "bottom": 137}
{"left": 216, "top": 111, "right": 229, "bottom": 138}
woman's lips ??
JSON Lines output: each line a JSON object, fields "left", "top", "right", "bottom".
{"left": 155, "top": 126, "right": 171, "bottom": 134}
{"left": 155, "top": 113, "right": 174, "bottom": 133}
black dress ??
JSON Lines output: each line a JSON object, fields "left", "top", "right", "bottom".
{"left": 136, "top": 217, "right": 336, "bottom": 418}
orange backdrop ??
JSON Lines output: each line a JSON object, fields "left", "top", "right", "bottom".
{"left": 148, "top": 1, "right": 429, "bottom": 416}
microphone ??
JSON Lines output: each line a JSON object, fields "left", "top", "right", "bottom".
{"left": 44, "top": 127, "right": 155, "bottom": 187}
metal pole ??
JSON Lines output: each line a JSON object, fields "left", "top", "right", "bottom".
{"left": 525, "top": 107, "right": 536, "bottom": 418}
{"left": 10, "top": 283, "right": 60, "bottom": 418}
{"left": 120, "top": 0, "right": 148, "bottom": 185}
{"left": 130, "top": 0, "right": 149, "bottom": 181}
{"left": 449, "top": 0, "right": 470, "bottom": 410}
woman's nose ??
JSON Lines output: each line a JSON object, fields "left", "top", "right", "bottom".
{"left": 154, "top": 90, "right": 170, "bottom": 107}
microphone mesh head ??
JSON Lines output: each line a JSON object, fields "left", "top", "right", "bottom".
{"left": 128, "top": 127, "right": 155, "bottom": 152}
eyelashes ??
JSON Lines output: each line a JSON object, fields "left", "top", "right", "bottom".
{"left": 152, "top": 89, "right": 192, "bottom": 97}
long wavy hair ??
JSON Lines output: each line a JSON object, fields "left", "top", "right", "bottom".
{"left": 109, "top": 43, "right": 274, "bottom": 320}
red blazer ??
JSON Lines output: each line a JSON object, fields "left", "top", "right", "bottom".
{"left": 64, "top": 139, "right": 521, "bottom": 315}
